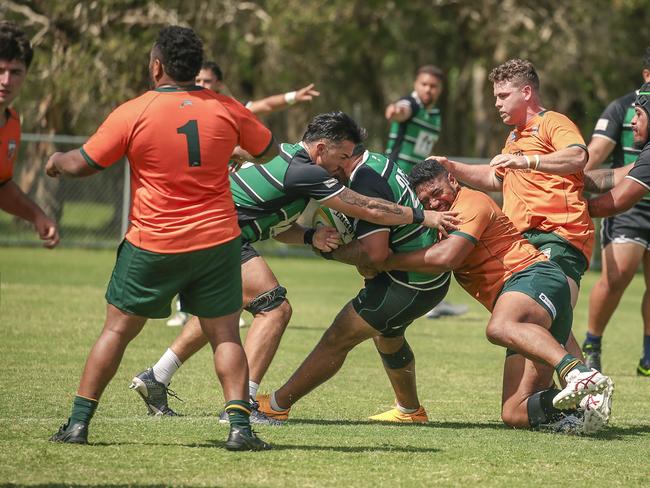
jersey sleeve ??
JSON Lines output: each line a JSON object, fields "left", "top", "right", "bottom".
{"left": 543, "top": 112, "right": 587, "bottom": 152}
{"left": 626, "top": 145, "right": 650, "bottom": 191}
{"left": 592, "top": 98, "right": 626, "bottom": 143}
{"left": 284, "top": 152, "right": 345, "bottom": 201}
{"left": 218, "top": 96, "right": 272, "bottom": 157}
{"left": 450, "top": 191, "right": 493, "bottom": 244}
{"left": 81, "top": 104, "right": 131, "bottom": 170}
{"left": 349, "top": 166, "right": 394, "bottom": 239}
{"left": 394, "top": 95, "right": 419, "bottom": 120}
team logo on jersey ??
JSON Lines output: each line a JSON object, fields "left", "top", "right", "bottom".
{"left": 323, "top": 178, "right": 338, "bottom": 188}
{"left": 531, "top": 125, "right": 539, "bottom": 135}
{"left": 180, "top": 100, "right": 193, "bottom": 108}
{"left": 7, "top": 140, "right": 16, "bottom": 160}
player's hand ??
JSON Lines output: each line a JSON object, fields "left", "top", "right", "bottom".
{"left": 385, "top": 103, "right": 397, "bottom": 120}
{"left": 489, "top": 154, "right": 527, "bottom": 170}
{"left": 422, "top": 210, "right": 460, "bottom": 238}
{"left": 295, "top": 83, "right": 320, "bottom": 103}
{"left": 45, "top": 153, "right": 63, "bottom": 178}
{"left": 34, "top": 214, "right": 60, "bottom": 249}
{"left": 312, "top": 226, "right": 341, "bottom": 252}
{"left": 356, "top": 264, "right": 379, "bottom": 279}
{"left": 230, "top": 146, "right": 252, "bottom": 172}
{"left": 427, "top": 155, "right": 450, "bottom": 168}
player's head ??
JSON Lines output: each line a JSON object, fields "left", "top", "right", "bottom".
{"left": 413, "top": 65, "right": 444, "bottom": 107}
{"left": 0, "top": 22, "right": 33, "bottom": 108}
{"left": 642, "top": 47, "right": 650, "bottom": 82}
{"left": 196, "top": 61, "right": 223, "bottom": 92}
{"left": 489, "top": 58, "right": 540, "bottom": 127}
{"left": 150, "top": 26, "right": 203, "bottom": 86}
{"left": 409, "top": 159, "right": 460, "bottom": 212}
{"left": 633, "top": 82, "right": 650, "bottom": 148}
{"left": 302, "top": 112, "right": 365, "bottom": 181}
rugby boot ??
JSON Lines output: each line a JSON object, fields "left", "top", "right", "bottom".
{"left": 218, "top": 400, "right": 284, "bottom": 426}
{"left": 225, "top": 427, "right": 272, "bottom": 451}
{"left": 255, "top": 394, "right": 290, "bottom": 421}
{"left": 49, "top": 419, "right": 88, "bottom": 444}
{"left": 129, "top": 368, "right": 180, "bottom": 416}
{"left": 553, "top": 369, "right": 611, "bottom": 409}
{"left": 582, "top": 343, "right": 602, "bottom": 372}
{"left": 368, "top": 405, "right": 429, "bottom": 423}
{"left": 579, "top": 378, "right": 614, "bottom": 434}
{"left": 637, "top": 358, "right": 650, "bottom": 377}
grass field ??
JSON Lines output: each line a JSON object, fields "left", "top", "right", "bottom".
{"left": 1, "top": 247, "right": 649, "bottom": 487}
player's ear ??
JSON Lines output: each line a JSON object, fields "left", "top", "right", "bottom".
{"left": 522, "top": 84, "right": 533, "bottom": 101}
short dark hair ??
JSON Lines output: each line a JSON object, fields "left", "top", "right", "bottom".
{"left": 153, "top": 26, "right": 203, "bottom": 82}
{"left": 643, "top": 47, "right": 650, "bottom": 71}
{"left": 0, "top": 22, "right": 33, "bottom": 68}
{"left": 416, "top": 65, "right": 445, "bottom": 83}
{"left": 489, "top": 58, "right": 540, "bottom": 92}
{"left": 302, "top": 112, "right": 365, "bottom": 145}
{"left": 409, "top": 159, "right": 449, "bottom": 188}
{"left": 202, "top": 61, "right": 223, "bottom": 81}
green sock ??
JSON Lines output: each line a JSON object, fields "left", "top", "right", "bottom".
{"left": 225, "top": 400, "right": 251, "bottom": 430}
{"left": 69, "top": 395, "right": 98, "bottom": 425}
{"left": 554, "top": 354, "right": 590, "bottom": 381}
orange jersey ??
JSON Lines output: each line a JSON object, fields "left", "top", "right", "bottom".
{"left": 495, "top": 111, "right": 594, "bottom": 263}
{"left": 0, "top": 108, "right": 20, "bottom": 184}
{"left": 450, "top": 187, "right": 547, "bottom": 311}
{"left": 82, "top": 86, "right": 272, "bottom": 253}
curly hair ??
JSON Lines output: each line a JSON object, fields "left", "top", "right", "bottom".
{"left": 202, "top": 61, "right": 223, "bottom": 81}
{"left": 302, "top": 111, "right": 365, "bottom": 145}
{"left": 408, "top": 159, "right": 449, "bottom": 189}
{"left": 153, "top": 26, "right": 203, "bottom": 82}
{"left": 0, "top": 22, "right": 33, "bottom": 68}
{"left": 489, "top": 58, "right": 540, "bottom": 92}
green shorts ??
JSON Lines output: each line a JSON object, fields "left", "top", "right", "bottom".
{"left": 352, "top": 272, "right": 450, "bottom": 337}
{"left": 523, "top": 229, "right": 588, "bottom": 285}
{"left": 498, "top": 260, "right": 573, "bottom": 356}
{"left": 106, "top": 237, "right": 243, "bottom": 319}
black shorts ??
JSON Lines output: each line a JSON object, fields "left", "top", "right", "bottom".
{"left": 352, "top": 272, "right": 450, "bottom": 337}
{"left": 241, "top": 240, "right": 261, "bottom": 264}
{"left": 601, "top": 201, "right": 650, "bottom": 250}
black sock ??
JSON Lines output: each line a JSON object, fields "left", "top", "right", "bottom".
{"left": 225, "top": 400, "right": 251, "bottom": 430}
{"left": 527, "top": 389, "right": 568, "bottom": 427}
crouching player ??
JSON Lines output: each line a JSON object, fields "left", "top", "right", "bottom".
{"left": 375, "top": 160, "right": 614, "bottom": 433}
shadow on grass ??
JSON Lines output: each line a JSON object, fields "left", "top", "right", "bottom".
{"left": 588, "top": 423, "right": 650, "bottom": 440}
{"left": 290, "top": 418, "right": 505, "bottom": 430}
{"left": 91, "top": 438, "right": 440, "bottom": 453}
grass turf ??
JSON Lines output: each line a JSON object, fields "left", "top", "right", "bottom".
{"left": 1, "top": 247, "right": 648, "bottom": 487}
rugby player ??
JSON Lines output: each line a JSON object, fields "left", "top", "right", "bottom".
{"left": 130, "top": 113, "right": 458, "bottom": 422}
{"left": 256, "top": 148, "right": 454, "bottom": 423}
{"left": 46, "top": 26, "right": 275, "bottom": 450}
{"left": 588, "top": 83, "right": 650, "bottom": 376}
{"left": 0, "top": 22, "right": 59, "bottom": 248}
{"left": 371, "top": 160, "right": 614, "bottom": 433}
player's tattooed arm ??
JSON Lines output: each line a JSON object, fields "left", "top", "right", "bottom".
{"left": 584, "top": 165, "right": 632, "bottom": 193}
{"left": 328, "top": 239, "right": 367, "bottom": 266}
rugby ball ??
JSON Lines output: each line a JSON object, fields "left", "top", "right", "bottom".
{"left": 312, "top": 206, "right": 355, "bottom": 244}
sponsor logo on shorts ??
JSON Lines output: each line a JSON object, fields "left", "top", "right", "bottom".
{"left": 540, "top": 247, "right": 552, "bottom": 259}
{"left": 324, "top": 178, "right": 338, "bottom": 188}
{"left": 538, "top": 292, "right": 557, "bottom": 319}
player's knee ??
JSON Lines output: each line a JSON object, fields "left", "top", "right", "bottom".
{"left": 604, "top": 269, "right": 635, "bottom": 291}
{"left": 378, "top": 338, "right": 414, "bottom": 369}
{"left": 501, "top": 404, "right": 528, "bottom": 428}
{"left": 485, "top": 319, "right": 507, "bottom": 346}
{"left": 245, "top": 285, "right": 288, "bottom": 316}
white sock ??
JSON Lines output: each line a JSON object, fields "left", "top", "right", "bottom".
{"left": 270, "top": 391, "right": 287, "bottom": 411}
{"left": 249, "top": 381, "right": 259, "bottom": 402}
{"left": 396, "top": 402, "right": 418, "bottom": 414}
{"left": 152, "top": 348, "right": 182, "bottom": 386}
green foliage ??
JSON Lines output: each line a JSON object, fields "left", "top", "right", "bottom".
{"left": 1, "top": 248, "right": 649, "bottom": 486}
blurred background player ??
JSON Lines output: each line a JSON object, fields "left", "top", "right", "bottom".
{"left": 581, "top": 49, "right": 650, "bottom": 375}
{"left": 0, "top": 22, "right": 58, "bottom": 249}
{"left": 385, "top": 64, "right": 467, "bottom": 319}
{"left": 46, "top": 26, "right": 275, "bottom": 451}
{"left": 166, "top": 60, "right": 321, "bottom": 327}
{"left": 588, "top": 82, "right": 650, "bottom": 376}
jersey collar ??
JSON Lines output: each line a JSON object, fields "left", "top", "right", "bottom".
{"left": 154, "top": 85, "right": 204, "bottom": 92}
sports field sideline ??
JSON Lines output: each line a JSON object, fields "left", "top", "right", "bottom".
{"left": 1, "top": 246, "right": 648, "bottom": 486}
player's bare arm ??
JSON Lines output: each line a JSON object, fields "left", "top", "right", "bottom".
{"left": 331, "top": 231, "right": 390, "bottom": 267}
{"left": 273, "top": 223, "right": 341, "bottom": 252}
{"left": 432, "top": 156, "right": 503, "bottom": 192}
{"left": 381, "top": 234, "right": 475, "bottom": 275}
{"left": 585, "top": 136, "right": 616, "bottom": 171}
{"left": 583, "top": 165, "right": 632, "bottom": 193}
{"left": 588, "top": 178, "right": 648, "bottom": 217}
{"left": 324, "top": 187, "right": 459, "bottom": 230}
{"left": 45, "top": 150, "right": 98, "bottom": 178}
{"left": 247, "top": 84, "right": 320, "bottom": 116}
{"left": 488, "top": 146, "right": 588, "bottom": 175}
{"left": 0, "top": 181, "right": 59, "bottom": 248}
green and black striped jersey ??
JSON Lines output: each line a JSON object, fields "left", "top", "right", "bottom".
{"left": 231, "top": 142, "right": 345, "bottom": 242}
{"left": 385, "top": 92, "right": 441, "bottom": 175}
{"left": 350, "top": 150, "right": 450, "bottom": 290}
